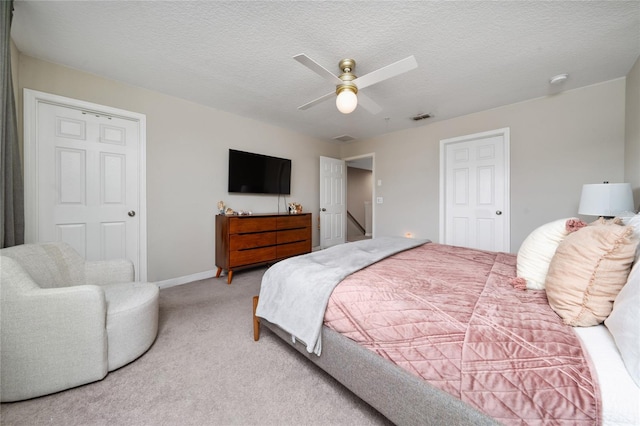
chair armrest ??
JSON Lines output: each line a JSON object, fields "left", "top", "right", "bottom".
{"left": 85, "top": 259, "right": 135, "bottom": 285}
{"left": 1, "top": 269, "right": 109, "bottom": 401}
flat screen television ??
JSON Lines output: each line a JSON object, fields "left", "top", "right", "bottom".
{"left": 228, "top": 149, "right": 291, "bottom": 195}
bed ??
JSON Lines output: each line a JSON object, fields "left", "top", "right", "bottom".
{"left": 253, "top": 217, "right": 640, "bottom": 425}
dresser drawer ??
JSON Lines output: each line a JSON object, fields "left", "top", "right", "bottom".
{"left": 230, "top": 217, "right": 277, "bottom": 234}
{"left": 276, "top": 241, "right": 311, "bottom": 259}
{"left": 230, "top": 246, "right": 277, "bottom": 267}
{"left": 230, "top": 232, "right": 276, "bottom": 251}
{"left": 277, "top": 214, "right": 310, "bottom": 230}
{"left": 277, "top": 228, "right": 310, "bottom": 244}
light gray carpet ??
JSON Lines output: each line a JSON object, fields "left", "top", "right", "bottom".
{"left": 1, "top": 267, "right": 392, "bottom": 425}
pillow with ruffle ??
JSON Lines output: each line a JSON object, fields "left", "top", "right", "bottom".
{"left": 605, "top": 260, "right": 640, "bottom": 387}
{"left": 514, "top": 218, "right": 586, "bottom": 290}
{"left": 591, "top": 216, "right": 623, "bottom": 226}
{"left": 545, "top": 222, "right": 638, "bottom": 326}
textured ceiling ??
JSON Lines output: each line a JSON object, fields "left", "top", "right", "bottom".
{"left": 10, "top": 1, "right": 640, "bottom": 142}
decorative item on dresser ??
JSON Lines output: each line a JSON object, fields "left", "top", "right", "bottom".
{"left": 215, "top": 213, "right": 311, "bottom": 284}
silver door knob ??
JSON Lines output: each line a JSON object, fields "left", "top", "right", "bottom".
{"left": 496, "top": 210, "right": 502, "bottom": 215}
{"left": 321, "top": 208, "right": 326, "bottom": 212}
{"left": 128, "top": 210, "right": 136, "bottom": 217}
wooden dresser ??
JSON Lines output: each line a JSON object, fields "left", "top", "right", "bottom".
{"left": 215, "top": 213, "right": 312, "bottom": 283}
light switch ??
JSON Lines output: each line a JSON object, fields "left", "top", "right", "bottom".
{"left": 376, "top": 197, "right": 383, "bottom": 204}
{"left": 377, "top": 179, "right": 382, "bottom": 186}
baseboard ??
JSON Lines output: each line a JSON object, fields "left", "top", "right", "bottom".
{"left": 155, "top": 269, "right": 217, "bottom": 289}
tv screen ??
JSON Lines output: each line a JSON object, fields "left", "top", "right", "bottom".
{"left": 228, "top": 149, "right": 291, "bottom": 195}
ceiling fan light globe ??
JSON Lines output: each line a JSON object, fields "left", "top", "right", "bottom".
{"left": 336, "top": 89, "right": 357, "bottom": 114}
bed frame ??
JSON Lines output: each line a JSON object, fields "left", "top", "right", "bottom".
{"left": 252, "top": 296, "right": 497, "bottom": 425}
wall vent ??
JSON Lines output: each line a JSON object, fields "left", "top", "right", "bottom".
{"left": 333, "top": 134, "right": 356, "bottom": 142}
{"left": 411, "top": 113, "right": 431, "bottom": 121}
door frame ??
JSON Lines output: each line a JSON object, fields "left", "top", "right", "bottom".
{"left": 23, "top": 89, "right": 148, "bottom": 281}
{"left": 439, "top": 127, "right": 510, "bottom": 251}
{"left": 344, "top": 152, "right": 376, "bottom": 239}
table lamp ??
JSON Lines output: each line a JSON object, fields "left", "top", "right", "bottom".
{"left": 578, "top": 182, "right": 634, "bottom": 218}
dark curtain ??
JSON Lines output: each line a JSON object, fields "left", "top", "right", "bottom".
{"left": 1, "top": 0, "right": 24, "bottom": 248}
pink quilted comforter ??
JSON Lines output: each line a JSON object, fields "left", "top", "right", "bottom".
{"left": 324, "top": 243, "right": 600, "bottom": 425}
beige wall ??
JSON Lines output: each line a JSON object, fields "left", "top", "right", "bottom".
{"left": 16, "top": 54, "right": 340, "bottom": 282}
{"left": 12, "top": 50, "right": 634, "bottom": 277}
{"left": 625, "top": 56, "right": 640, "bottom": 207}
{"left": 340, "top": 79, "right": 627, "bottom": 252}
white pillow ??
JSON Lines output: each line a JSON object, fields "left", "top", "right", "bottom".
{"left": 517, "top": 218, "right": 575, "bottom": 290}
{"left": 621, "top": 214, "right": 640, "bottom": 263}
{"left": 605, "top": 260, "right": 640, "bottom": 387}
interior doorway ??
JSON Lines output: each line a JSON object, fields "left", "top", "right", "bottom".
{"left": 345, "top": 154, "right": 374, "bottom": 242}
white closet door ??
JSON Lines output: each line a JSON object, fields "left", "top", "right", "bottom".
{"left": 440, "top": 128, "right": 510, "bottom": 252}
{"left": 24, "top": 90, "right": 147, "bottom": 281}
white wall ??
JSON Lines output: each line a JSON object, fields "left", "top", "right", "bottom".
{"left": 340, "top": 79, "right": 627, "bottom": 252}
{"left": 16, "top": 54, "right": 340, "bottom": 282}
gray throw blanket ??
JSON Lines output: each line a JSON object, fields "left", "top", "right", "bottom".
{"left": 255, "top": 237, "right": 428, "bottom": 355}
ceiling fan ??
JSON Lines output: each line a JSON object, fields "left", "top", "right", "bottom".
{"left": 294, "top": 53, "right": 418, "bottom": 114}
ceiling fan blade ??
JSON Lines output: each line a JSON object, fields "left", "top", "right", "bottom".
{"left": 294, "top": 54, "right": 343, "bottom": 85}
{"left": 297, "top": 91, "right": 335, "bottom": 110}
{"left": 357, "top": 92, "right": 383, "bottom": 115}
{"left": 354, "top": 55, "right": 418, "bottom": 90}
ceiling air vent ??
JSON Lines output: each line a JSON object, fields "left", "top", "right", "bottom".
{"left": 333, "top": 134, "right": 356, "bottom": 143}
{"left": 411, "top": 113, "right": 431, "bottom": 121}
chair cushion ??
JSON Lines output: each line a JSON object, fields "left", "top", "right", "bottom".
{"left": 102, "top": 282, "right": 159, "bottom": 371}
{"left": 0, "top": 242, "right": 85, "bottom": 288}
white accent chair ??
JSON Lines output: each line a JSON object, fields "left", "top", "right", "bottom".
{"left": 0, "top": 242, "right": 159, "bottom": 402}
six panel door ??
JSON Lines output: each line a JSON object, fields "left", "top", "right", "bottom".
{"left": 36, "top": 102, "right": 141, "bottom": 275}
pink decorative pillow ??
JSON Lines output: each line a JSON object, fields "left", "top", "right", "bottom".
{"left": 545, "top": 223, "right": 638, "bottom": 326}
{"left": 590, "top": 217, "right": 623, "bottom": 226}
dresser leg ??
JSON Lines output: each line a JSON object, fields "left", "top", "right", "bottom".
{"left": 215, "top": 267, "right": 233, "bottom": 284}
{"left": 253, "top": 296, "right": 261, "bottom": 341}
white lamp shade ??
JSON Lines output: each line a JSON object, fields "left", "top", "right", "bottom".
{"left": 336, "top": 89, "right": 357, "bottom": 114}
{"left": 578, "top": 183, "right": 635, "bottom": 217}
